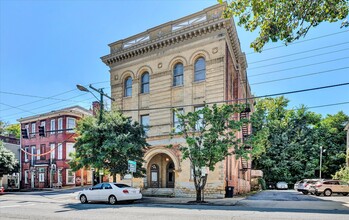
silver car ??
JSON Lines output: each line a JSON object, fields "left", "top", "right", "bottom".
{"left": 276, "top": 181, "right": 288, "bottom": 190}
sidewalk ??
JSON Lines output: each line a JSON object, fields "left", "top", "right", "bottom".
{"left": 140, "top": 196, "right": 245, "bottom": 206}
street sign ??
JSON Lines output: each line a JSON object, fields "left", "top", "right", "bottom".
{"left": 128, "top": 160, "right": 137, "bottom": 173}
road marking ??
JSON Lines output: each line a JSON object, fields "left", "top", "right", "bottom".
{"left": 0, "top": 203, "right": 35, "bottom": 208}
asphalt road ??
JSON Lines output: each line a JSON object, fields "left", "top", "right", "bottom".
{"left": 0, "top": 190, "right": 348, "bottom": 220}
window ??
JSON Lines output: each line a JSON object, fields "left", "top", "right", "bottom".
{"left": 92, "top": 183, "right": 103, "bottom": 190}
{"left": 24, "top": 170, "right": 29, "bottom": 184}
{"left": 58, "top": 118, "right": 63, "bottom": 133}
{"left": 50, "top": 143, "right": 55, "bottom": 160}
{"left": 66, "top": 143, "right": 75, "bottom": 160}
{"left": 67, "top": 117, "right": 76, "bottom": 133}
{"left": 102, "top": 183, "right": 112, "bottom": 189}
{"left": 66, "top": 169, "right": 75, "bottom": 184}
{"left": 25, "top": 124, "right": 29, "bottom": 137}
{"left": 141, "top": 72, "right": 150, "bottom": 93}
{"left": 194, "top": 57, "right": 206, "bottom": 81}
{"left": 24, "top": 147, "right": 29, "bottom": 162}
{"left": 173, "top": 63, "right": 183, "bottom": 86}
{"left": 31, "top": 123, "right": 36, "bottom": 137}
{"left": 40, "top": 144, "right": 46, "bottom": 160}
{"left": 39, "top": 168, "right": 45, "bottom": 183}
{"left": 36, "top": 149, "right": 40, "bottom": 160}
{"left": 31, "top": 146, "right": 36, "bottom": 165}
{"left": 195, "top": 106, "right": 204, "bottom": 130}
{"left": 140, "top": 115, "right": 149, "bottom": 135}
{"left": 173, "top": 109, "right": 183, "bottom": 133}
{"left": 124, "top": 77, "right": 132, "bottom": 97}
{"left": 57, "top": 143, "right": 62, "bottom": 160}
{"left": 50, "top": 119, "right": 55, "bottom": 134}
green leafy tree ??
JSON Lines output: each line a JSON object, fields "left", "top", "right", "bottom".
{"left": 251, "top": 97, "right": 348, "bottom": 184}
{"left": 252, "top": 97, "right": 322, "bottom": 184}
{"left": 317, "top": 111, "right": 349, "bottom": 178}
{"left": 220, "top": 0, "right": 349, "bottom": 52}
{"left": 174, "top": 104, "right": 249, "bottom": 202}
{"left": 69, "top": 110, "right": 148, "bottom": 182}
{"left": 5, "top": 124, "right": 20, "bottom": 138}
{"left": 333, "top": 166, "right": 349, "bottom": 182}
{"left": 0, "top": 141, "right": 18, "bottom": 187}
{"left": 0, "top": 120, "right": 7, "bottom": 135}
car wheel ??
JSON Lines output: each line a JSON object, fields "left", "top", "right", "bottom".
{"left": 342, "top": 193, "right": 348, "bottom": 196}
{"left": 109, "top": 195, "right": 117, "bottom": 205}
{"left": 302, "top": 191, "right": 309, "bottom": 195}
{"left": 80, "top": 195, "right": 88, "bottom": 204}
{"left": 324, "top": 189, "right": 332, "bottom": 196}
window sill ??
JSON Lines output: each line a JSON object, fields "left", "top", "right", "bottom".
{"left": 139, "top": 93, "right": 149, "bottom": 96}
{"left": 193, "top": 80, "right": 206, "bottom": 84}
{"left": 172, "top": 85, "right": 184, "bottom": 89}
{"left": 123, "top": 96, "right": 132, "bottom": 99}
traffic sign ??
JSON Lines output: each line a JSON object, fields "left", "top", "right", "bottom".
{"left": 128, "top": 160, "right": 137, "bottom": 173}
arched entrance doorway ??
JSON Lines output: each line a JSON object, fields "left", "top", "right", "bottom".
{"left": 147, "top": 153, "right": 176, "bottom": 188}
{"left": 166, "top": 162, "right": 175, "bottom": 188}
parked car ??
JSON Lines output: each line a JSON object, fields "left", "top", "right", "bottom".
{"left": 294, "top": 181, "right": 300, "bottom": 190}
{"left": 76, "top": 183, "right": 142, "bottom": 204}
{"left": 310, "top": 180, "right": 349, "bottom": 196}
{"left": 276, "top": 181, "right": 288, "bottom": 190}
{"left": 0, "top": 186, "right": 4, "bottom": 195}
{"left": 297, "top": 179, "right": 319, "bottom": 195}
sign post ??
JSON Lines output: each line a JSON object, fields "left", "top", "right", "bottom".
{"left": 128, "top": 160, "right": 137, "bottom": 187}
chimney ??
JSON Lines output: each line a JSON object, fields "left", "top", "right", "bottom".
{"left": 92, "top": 101, "right": 101, "bottom": 116}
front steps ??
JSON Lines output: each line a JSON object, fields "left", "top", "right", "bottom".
{"left": 142, "top": 188, "right": 175, "bottom": 197}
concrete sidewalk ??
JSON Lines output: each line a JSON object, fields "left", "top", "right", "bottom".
{"left": 140, "top": 196, "right": 244, "bottom": 206}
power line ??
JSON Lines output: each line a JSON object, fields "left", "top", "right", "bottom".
{"left": 0, "top": 91, "right": 93, "bottom": 103}
{"left": 120, "top": 82, "right": 349, "bottom": 112}
{"left": 250, "top": 67, "right": 349, "bottom": 85}
{"left": 249, "top": 57, "right": 349, "bottom": 77}
{"left": 248, "top": 42, "right": 349, "bottom": 65}
{"left": 0, "top": 80, "right": 110, "bottom": 112}
{"left": 0, "top": 102, "right": 37, "bottom": 115}
{"left": 306, "top": 101, "right": 349, "bottom": 110}
{"left": 246, "top": 30, "right": 349, "bottom": 55}
{"left": 248, "top": 48, "right": 349, "bottom": 71}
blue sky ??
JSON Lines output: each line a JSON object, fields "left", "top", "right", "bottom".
{"left": 0, "top": 0, "right": 348, "bottom": 124}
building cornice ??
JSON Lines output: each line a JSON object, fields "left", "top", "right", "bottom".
{"left": 100, "top": 3, "right": 243, "bottom": 67}
{"left": 17, "top": 106, "right": 92, "bottom": 123}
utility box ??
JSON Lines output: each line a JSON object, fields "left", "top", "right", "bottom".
{"left": 225, "top": 186, "right": 234, "bottom": 198}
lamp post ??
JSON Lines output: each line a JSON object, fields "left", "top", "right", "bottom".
{"left": 76, "top": 84, "right": 115, "bottom": 186}
{"left": 319, "top": 146, "right": 326, "bottom": 179}
{"left": 76, "top": 84, "right": 115, "bottom": 124}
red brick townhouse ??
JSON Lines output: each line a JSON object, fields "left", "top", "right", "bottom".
{"left": 18, "top": 106, "right": 92, "bottom": 189}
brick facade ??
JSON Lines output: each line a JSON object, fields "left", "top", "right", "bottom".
{"left": 18, "top": 106, "right": 92, "bottom": 189}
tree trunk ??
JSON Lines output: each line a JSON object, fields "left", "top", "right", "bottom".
{"left": 196, "top": 188, "right": 202, "bottom": 202}
{"left": 112, "top": 173, "right": 116, "bottom": 182}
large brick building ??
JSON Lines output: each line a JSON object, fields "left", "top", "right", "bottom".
{"left": 18, "top": 106, "right": 92, "bottom": 189}
{"left": 101, "top": 4, "right": 253, "bottom": 198}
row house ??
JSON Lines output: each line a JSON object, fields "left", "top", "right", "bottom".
{"left": 18, "top": 106, "right": 92, "bottom": 189}
{"left": 101, "top": 3, "right": 253, "bottom": 197}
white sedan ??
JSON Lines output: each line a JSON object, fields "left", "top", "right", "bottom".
{"left": 76, "top": 183, "right": 142, "bottom": 204}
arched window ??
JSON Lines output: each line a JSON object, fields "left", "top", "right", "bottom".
{"left": 124, "top": 77, "right": 132, "bottom": 97}
{"left": 194, "top": 57, "right": 206, "bottom": 81}
{"left": 141, "top": 72, "right": 149, "bottom": 93}
{"left": 173, "top": 63, "right": 184, "bottom": 86}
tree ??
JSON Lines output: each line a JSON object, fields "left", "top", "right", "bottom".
{"left": 174, "top": 104, "right": 249, "bottom": 202}
{"left": 5, "top": 124, "right": 20, "bottom": 138}
{"left": 0, "top": 120, "right": 7, "bottom": 135}
{"left": 251, "top": 97, "right": 349, "bottom": 184}
{"left": 221, "top": 0, "right": 349, "bottom": 52}
{"left": 0, "top": 141, "right": 18, "bottom": 187}
{"left": 333, "top": 166, "right": 349, "bottom": 182}
{"left": 69, "top": 110, "right": 148, "bottom": 182}
{"left": 317, "top": 111, "right": 349, "bottom": 178}
{"left": 251, "top": 97, "right": 322, "bottom": 184}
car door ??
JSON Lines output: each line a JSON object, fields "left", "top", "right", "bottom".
{"left": 339, "top": 181, "right": 349, "bottom": 193}
{"left": 100, "top": 183, "right": 113, "bottom": 202}
{"left": 88, "top": 183, "right": 103, "bottom": 201}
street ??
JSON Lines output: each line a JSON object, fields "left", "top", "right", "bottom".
{"left": 0, "top": 190, "right": 349, "bottom": 220}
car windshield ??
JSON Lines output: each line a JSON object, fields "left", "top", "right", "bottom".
{"left": 114, "top": 183, "right": 131, "bottom": 188}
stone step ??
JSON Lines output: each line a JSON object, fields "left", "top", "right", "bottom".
{"left": 142, "top": 188, "right": 175, "bottom": 197}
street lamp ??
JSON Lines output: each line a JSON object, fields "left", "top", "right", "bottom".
{"left": 319, "top": 146, "right": 326, "bottom": 179}
{"left": 76, "top": 84, "right": 115, "bottom": 124}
